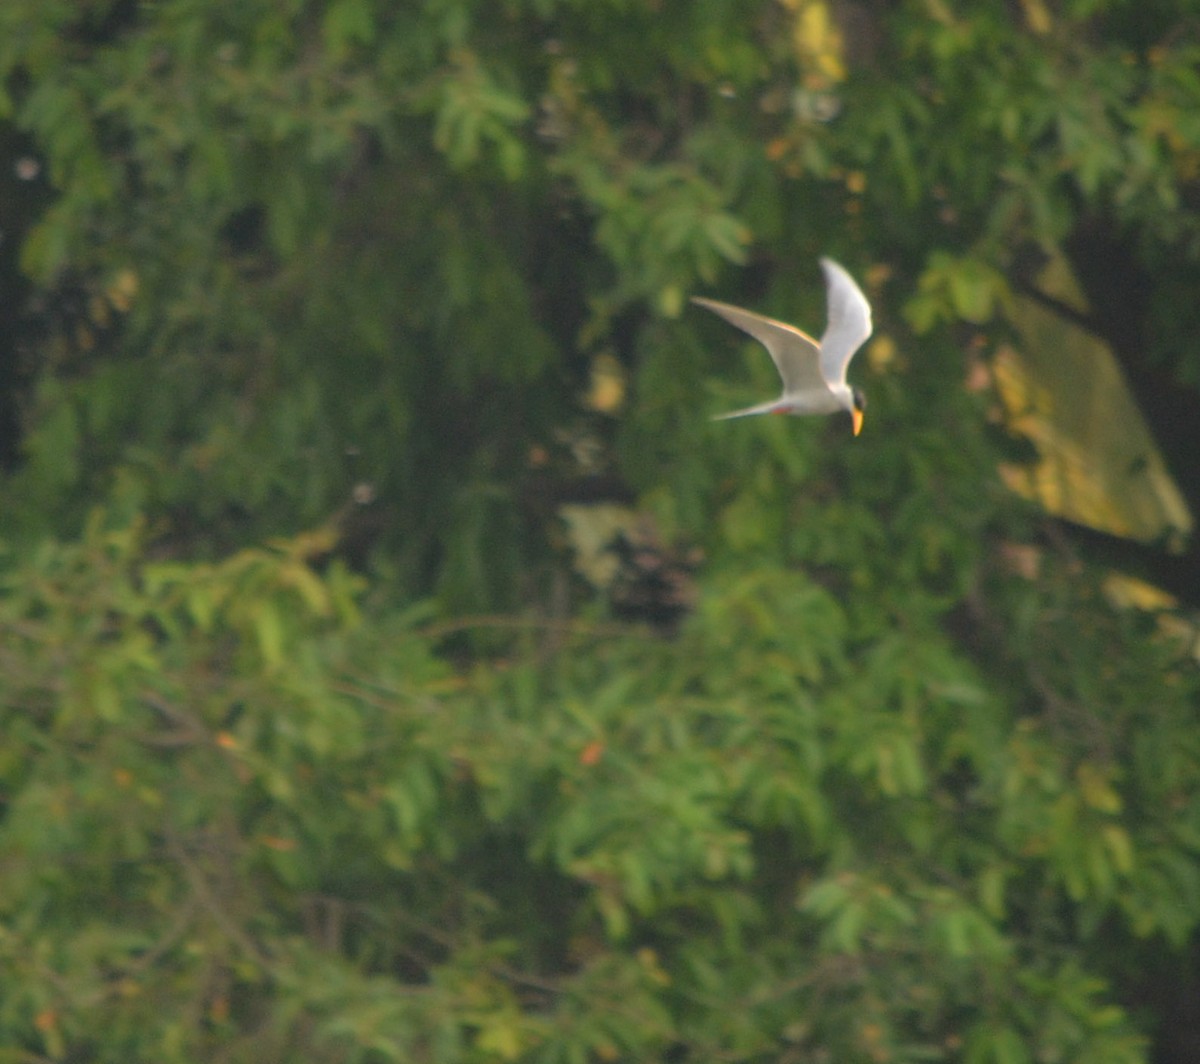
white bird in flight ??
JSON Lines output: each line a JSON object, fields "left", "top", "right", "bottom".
{"left": 693, "top": 257, "right": 872, "bottom": 435}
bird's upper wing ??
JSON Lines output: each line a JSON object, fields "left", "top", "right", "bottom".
{"left": 817, "top": 258, "right": 872, "bottom": 387}
{"left": 691, "top": 297, "right": 826, "bottom": 397}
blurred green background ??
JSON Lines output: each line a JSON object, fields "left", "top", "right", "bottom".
{"left": 2, "top": 1, "right": 1200, "bottom": 1061}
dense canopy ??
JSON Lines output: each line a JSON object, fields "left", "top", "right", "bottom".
{"left": 1, "top": 1, "right": 1199, "bottom": 1061}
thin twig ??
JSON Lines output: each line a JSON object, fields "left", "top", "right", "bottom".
{"left": 165, "top": 827, "right": 271, "bottom": 969}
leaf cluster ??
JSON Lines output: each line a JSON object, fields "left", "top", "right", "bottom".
{"left": 2, "top": 517, "right": 1194, "bottom": 1062}
{"left": 1, "top": 1, "right": 1200, "bottom": 1061}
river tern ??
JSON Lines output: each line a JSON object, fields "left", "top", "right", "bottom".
{"left": 694, "top": 257, "right": 872, "bottom": 435}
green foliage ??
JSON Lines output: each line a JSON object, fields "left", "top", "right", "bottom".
{"left": 4, "top": 0, "right": 1198, "bottom": 580}
{"left": 2, "top": 518, "right": 1193, "bottom": 1061}
{"left": 2, "top": 0, "right": 1200, "bottom": 1061}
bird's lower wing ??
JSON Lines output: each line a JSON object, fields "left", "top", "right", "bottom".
{"left": 711, "top": 398, "right": 785, "bottom": 420}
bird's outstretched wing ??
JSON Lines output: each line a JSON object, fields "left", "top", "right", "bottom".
{"left": 691, "top": 297, "right": 826, "bottom": 397}
{"left": 817, "top": 258, "right": 872, "bottom": 388}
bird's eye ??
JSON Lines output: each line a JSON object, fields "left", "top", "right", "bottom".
{"left": 852, "top": 387, "right": 867, "bottom": 412}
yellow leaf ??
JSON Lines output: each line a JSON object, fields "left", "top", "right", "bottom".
{"left": 867, "top": 334, "right": 898, "bottom": 373}
{"left": 792, "top": 1, "right": 846, "bottom": 85}
{"left": 637, "top": 946, "right": 672, "bottom": 986}
{"left": 107, "top": 267, "right": 139, "bottom": 312}
{"left": 657, "top": 284, "right": 684, "bottom": 318}
{"left": 1076, "top": 763, "right": 1122, "bottom": 814}
{"left": 1018, "top": 0, "right": 1052, "bottom": 34}
{"left": 476, "top": 1016, "right": 523, "bottom": 1061}
{"left": 585, "top": 352, "right": 627, "bottom": 414}
{"left": 1102, "top": 824, "right": 1134, "bottom": 874}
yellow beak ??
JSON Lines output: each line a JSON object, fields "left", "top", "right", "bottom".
{"left": 851, "top": 407, "right": 864, "bottom": 436}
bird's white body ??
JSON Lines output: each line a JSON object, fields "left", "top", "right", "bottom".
{"left": 694, "top": 257, "right": 872, "bottom": 434}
